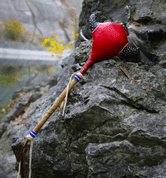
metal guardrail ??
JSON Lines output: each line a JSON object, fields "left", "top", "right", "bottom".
{"left": 0, "top": 48, "right": 72, "bottom": 66}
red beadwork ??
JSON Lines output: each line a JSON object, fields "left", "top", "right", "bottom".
{"left": 80, "top": 22, "right": 128, "bottom": 75}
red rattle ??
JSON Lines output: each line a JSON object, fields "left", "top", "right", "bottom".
{"left": 18, "top": 11, "right": 155, "bottom": 178}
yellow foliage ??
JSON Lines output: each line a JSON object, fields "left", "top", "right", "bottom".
{"left": 68, "top": 44, "right": 73, "bottom": 49}
{"left": 24, "top": 107, "right": 29, "bottom": 112}
{"left": 50, "top": 41, "right": 56, "bottom": 46}
{"left": 71, "top": 28, "right": 78, "bottom": 40}
{"left": 71, "top": 32, "right": 78, "bottom": 40}
{"left": 42, "top": 29, "right": 78, "bottom": 57}
{"left": 56, "top": 44, "right": 60, "bottom": 48}
{"left": 0, "top": 73, "right": 20, "bottom": 86}
{"left": 58, "top": 49, "right": 63, "bottom": 54}
{"left": 53, "top": 46, "right": 57, "bottom": 50}
{"left": 59, "top": 45, "right": 63, "bottom": 50}
{"left": 42, "top": 38, "right": 51, "bottom": 47}
{"left": 44, "top": 38, "right": 51, "bottom": 42}
{"left": 20, "top": 92, "right": 25, "bottom": 97}
{"left": 2, "top": 108, "right": 6, "bottom": 113}
{"left": 5, "top": 19, "right": 26, "bottom": 40}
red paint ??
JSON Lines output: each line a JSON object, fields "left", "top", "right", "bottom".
{"left": 80, "top": 22, "right": 128, "bottom": 75}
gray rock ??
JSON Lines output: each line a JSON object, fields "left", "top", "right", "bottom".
{"left": 46, "top": 76, "right": 57, "bottom": 87}
{"left": 12, "top": 86, "right": 33, "bottom": 100}
{"left": 10, "top": 38, "right": 166, "bottom": 178}
{"left": 29, "top": 92, "right": 42, "bottom": 102}
{"left": 76, "top": 0, "right": 166, "bottom": 64}
{"left": 85, "top": 140, "right": 166, "bottom": 177}
{"left": 1, "top": 0, "right": 166, "bottom": 178}
{"left": 0, "top": 118, "right": 22, "bottom": 178}
{"left": 159, "top": 60, "right": 166, "bottom": 69}
{"left": 0, "top": 0, "right": 83, "bottom": 43}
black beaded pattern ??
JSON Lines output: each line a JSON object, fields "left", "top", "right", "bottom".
{"left": 123, "top": 26, "right": 129, "bottom": 35}
{"left": 118, "top": 44, "right": 140, "bottom": 59}
{"left": 89, "top": 12, "right": 100, "bottom": 32}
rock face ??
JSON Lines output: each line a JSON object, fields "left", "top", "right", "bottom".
{"left": 0, "top": 0, "right": 83, "bottom": 42}
{"left": 76, "top": 0, "right": 166, "bottom": 63}
{"left": 0, "top": 72, "right": 59, "bottom": 178}
{"left": 1, "top": 0, "right": 166, "bottom": 177}
{"left": 11, "top": 44, "right": 166, "bottom": 178}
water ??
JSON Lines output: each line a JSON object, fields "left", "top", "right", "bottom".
{"left": 0, "top": 63, "right": 57, "bottom": 110}
{"left": 0, "top": 47, "right": 73, "bottom": 111}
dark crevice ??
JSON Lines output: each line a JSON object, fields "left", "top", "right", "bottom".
{"left": 28, "top": 0, "right": 45, "bottom": 19}
{"left": 101, "top": 85, "right": 158, "bottom": 113}
{"left": 128, "top": 134, "right": 166, "bottom": 148}
{"left": 135, "top": 175, "right": 147, "bottom": 178}
{"left": 148, "top": 30, "right": 166, "bottom": 42}
{"left": 114, "top": 88, "right": 158, "bottom": 113}
{"left": 136, "top": 16, "right": 154, "bottom": 26}
{"left": 25, "top": 0, "right": 43, "bottom": 35}
{"left": 120, "top": 176, "right": 127, "bottom": 178}
{"left": 147, "top": 28, "right": 166, "bottom": 51}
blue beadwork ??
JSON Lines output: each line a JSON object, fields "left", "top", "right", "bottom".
{"left": 30, "top": 130, "right": 37, "bottom": 138}
{"left": 74, "top": 74, "right": 81, "bottom": 82}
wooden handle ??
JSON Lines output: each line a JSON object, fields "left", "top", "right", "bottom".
{"left": 33, "top": 78, "right": 78, "bottom": 133}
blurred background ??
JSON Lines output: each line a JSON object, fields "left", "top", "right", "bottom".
{"left": 0, "top": 0, "right": 83, "bottom": 112}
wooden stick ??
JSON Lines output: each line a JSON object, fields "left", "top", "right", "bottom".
{"left": 120, "top": 66, "right": 141, "bottom": 83}
{"left": 33, "top": 78, "right": 78, "bottom": 133}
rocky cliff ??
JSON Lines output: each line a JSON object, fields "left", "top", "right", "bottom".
{"left": 1, "top": 0, "right": 166, "bottom": 178}
{"left": 0, "top": 0, "right": 83, "bottom": 49}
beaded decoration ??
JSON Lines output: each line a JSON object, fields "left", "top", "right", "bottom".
{"left": 89, "top": 12, "right": 100, "bottom": 32}
{"left": 74, "top": 74, "right": 82, "bottom": 82}
{"left": 29, "top": 130, "right": 37, "bottom": 138}
{"left": 118, "top": 43, "right": 140, "bottom": 59}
